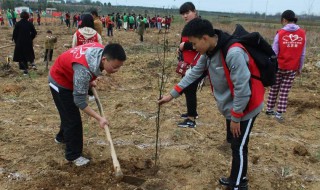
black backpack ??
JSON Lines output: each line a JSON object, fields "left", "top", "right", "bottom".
{"left": 222, "top": 24, "right": 278, "bottom": 87}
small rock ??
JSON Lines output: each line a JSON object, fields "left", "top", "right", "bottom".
{"left": 252, "top": 155, "right": 260, "bottom": 165}
{"left": 0, "top": 168, "right": 5, "bottom": 174}
{"left": 293, "top": 144, "right": 309, "bottom": 156}
{"left": 315, "top": 61, "right": 320, "bottom": 69}
{"left": 308, "top": 156, "right": 319, "bottom": 163}
{"left": 115, "top": 103, "right": 123, "bottom": 109}
{"left": 134, "top": 159, "right": 147, "bottom": 169}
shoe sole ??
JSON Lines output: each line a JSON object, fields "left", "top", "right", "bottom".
{"left": 74, "top": 161, "right": 90, "bottom": 166}
{"left": 177, "top": 124, "right": 196, "bottom": 128}
{"left": 181, "top": 116, "right": 199, "bottom": 119}
{"left": 54, "top": 138, "right": 65, "bottom": 144}
{"left": 275, "top": 117, "right": 284, "bottom": 123}
{"left": 265, "top": 112, "right": 275, "bottom": 116}
{"left": 219, "top": 178, "right": 248, "bottom": 188}
{"left": 177, "top": 124, "right": 189, "bottom": 128}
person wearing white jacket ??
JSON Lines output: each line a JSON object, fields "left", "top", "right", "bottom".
{"left": 72, "top": 14, "right": 102, "bottom": 48}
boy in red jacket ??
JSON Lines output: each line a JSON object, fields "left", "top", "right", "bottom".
{"left": 49, "top": 43, "right": 126, "bottom": 166}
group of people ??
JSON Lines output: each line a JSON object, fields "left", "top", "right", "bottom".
{"left": 0, "top": 9, "right": 43, "bottom": 27}
{"left": 10, "top": 2, "right": 306, "bottom": 189}
{"left": 158, "top": 2, "right": 306, "bottom": 190}
{"left": 62, "top": 11, "right": 173, "bottom": 42}
{"left": 3, "top": 9, "right": 18, "bottom": 27}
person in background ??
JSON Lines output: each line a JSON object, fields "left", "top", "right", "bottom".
{"left": 77, "top": 13, "right": 81, "bottom": 28}
{"left": 137, "top": 16, "right": 145, "bottom": 42}
{"left": 0, "top": 13, "right": 4, "bottom": 26}
{"left": 28, "top": 13, "right": 34, "bottom": 24}
{"left": 156, "top": 15, "right": 162, "bottom": 33}
{"left": 44, "top": 30, "right": 57, "bottom": 62}
{"left": 265, "top": 10, "right": 306, "bottom": 122}
{"left": 151, "top": 15, "right": 156, "bottom": 28}
{"left": 106, "top": 14, "right": 114, "bottom": 37}
{"left": 72, "top": 14, "right": 102, "bottom": 48}
{"left": 12, "top": 11, "right": 37, "bottom": 75}
{"left": 37, "top": 12, "right": 41, "bottom": 25}
{"left": 6, "top": 9, "right": 13, "bottom": 27}
{"left": 11, "top": 9, "right": 17, "bottom": 26}
{"left": 123, "top": 13, "right": 128, "bottom": 31}
{"left": 101, "top": 15, "right": 106, "bottom": 28}
{"left": 128, "top": 14, "right": 134, "bottom": 31}
{"left": 91, "top": 10, "right": 103, "bottom": 36}
{"left": 65, "top": 11, "right": 71, "bottom": 28}
{"left": 60, "top": 14, "right": 64, "bottom": 25}
{"left": 49, "top": 42, "right": 126, "bottom": 166}
{"left": 167, "top": 15, "right": 172, "bottom": 31}
{"left": 72, "top": 13, "right": 78, "bottom": 28}
{"left": 116, "top": 12, "right": 122, "bottom": 30}
{"left": 175, "top": 2, "right": 203, "bottom": 128}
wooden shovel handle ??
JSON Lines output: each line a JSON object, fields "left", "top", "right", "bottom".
{"left": 92, "top": 87, "right": 123, "bottom": 179}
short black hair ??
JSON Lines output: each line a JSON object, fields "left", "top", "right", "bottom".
{"left": 20, "top": 11, "right": 29, "bottom": 19}
{"left": 47, "top": 30, "right": 52, "bottom": 34}
{"left": 103, "top": 43, "right": 126, "bottom": 61}
{"left": 182, "top": 18, "right": 216, "bottom": 38}
{"left": 91, "top": 9, "right": 98, "bottom": 17}
{"left": 80, "top": 14, "right": 94, "bottom": 29}
{"left": 281, "top": 10, "right": 298, "bottom": 23}
{"left": 179, "top": 2, "right": 195, "bottom": 14}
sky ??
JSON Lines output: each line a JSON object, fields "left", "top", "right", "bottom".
{"left": 104, "top": 0, "right": 320, "bottom": 15}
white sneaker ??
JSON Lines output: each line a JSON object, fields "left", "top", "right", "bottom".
{"left": 88, "top": 96, "right": 95, "bottom": 101}
{"left": 72, "top": 156, "right": 90, "bottom": 166}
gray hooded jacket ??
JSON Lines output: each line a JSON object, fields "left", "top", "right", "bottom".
{"left": 170, "top": 47, "right": 263, "bottom": 122}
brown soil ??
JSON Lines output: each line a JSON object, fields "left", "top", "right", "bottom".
{"left": 0, "top": 20, "right": 319, "bottom": 190}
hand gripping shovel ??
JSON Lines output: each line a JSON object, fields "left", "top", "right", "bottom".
{"left": 92, "top": 87, "right": 123, "bottom": 180}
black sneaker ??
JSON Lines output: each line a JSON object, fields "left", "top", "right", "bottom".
{"left": 265, "top": 110, "right": 275, "bottom": 116}
{"left": 219, "top": 177, "right": 248, "bottom": 189}
{"left": 23, "top": 70, "right": 28, "bottom": 75}
{"left": 180, "top": 113, "right": 199, "bottom": 119}
{"left": 177, "top": 119, "right": 196, "bottom": 128}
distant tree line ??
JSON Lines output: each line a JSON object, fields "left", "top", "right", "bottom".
{"left": 1, "top": 0, "right": 319, "bottom": 22}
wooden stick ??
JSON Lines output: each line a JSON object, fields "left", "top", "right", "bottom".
{"left": 0, "top": 44, "right": 15, "bottom": 49}
{"left": 36, "top": 99, "right": 45, "bottom": 108}
{"left": 92, "top": 87, "right": 123, "bottom": 180}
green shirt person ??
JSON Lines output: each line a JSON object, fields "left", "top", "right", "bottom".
{"left": 129, "top": 16, "right": 134, "bottom": 24}
{"left": 123, "top": 15, "right": 128, "bottom": 22}
{"left": 6, "top": 10, "right": 12, "bottom": 19}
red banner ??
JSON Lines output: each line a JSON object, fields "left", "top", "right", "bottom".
{"left": 52, "top": 11, "right": 62, "bottom": 17}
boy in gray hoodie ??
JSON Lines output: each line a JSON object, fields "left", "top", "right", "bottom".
{"left": 158, "top": 18, "right": 265, "bottom": 190}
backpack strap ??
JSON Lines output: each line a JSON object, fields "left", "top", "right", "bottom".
{"left": 222, "top": 42, "right": 261, "bottom": 82}
{"left": 221, "top": 42, "right": 251, "bottom": 97}
{"left": 221, "top": 43, "right": 253, "bottom": 118}
{"left": 221, "top": 51, "right": 234, "bottom": 97}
